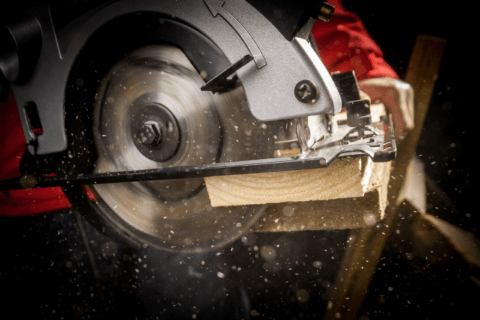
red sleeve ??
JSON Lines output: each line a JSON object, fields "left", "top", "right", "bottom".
{"left": 0, "top": 88, "right": 71, "bottom": 217}
{"left": 312, "top": 0, "right": 398, "bottom": 80}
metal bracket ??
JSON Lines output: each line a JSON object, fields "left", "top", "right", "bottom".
{"left": 201, "top": 54, "right": 253, "bottom": 93}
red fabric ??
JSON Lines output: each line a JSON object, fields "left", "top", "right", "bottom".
{"left": 312, "top": 0, "right": 398, "bottom": 80}
{"left": 0, "top": 1, "right": 398, "bottom": 217}
{"left": 0, "top": 89, "right": 72, "bottom": 217}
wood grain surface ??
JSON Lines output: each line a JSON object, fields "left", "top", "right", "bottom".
{"left": 205, "top": 156, "right": 374, "bottom": 207}
{"left": 250, "top": 160, "right": 391, "bottom": 232}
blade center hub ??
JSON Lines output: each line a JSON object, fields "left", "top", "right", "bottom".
{"left": 131, "top": 103, "right": 181, "bottom": 161}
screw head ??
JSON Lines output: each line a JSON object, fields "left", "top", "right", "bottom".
{"left": 137, "top": 121, "right": 162, "bottom": 145}
{"left": 294, "top": 80, "right": 318, "bottom": 104}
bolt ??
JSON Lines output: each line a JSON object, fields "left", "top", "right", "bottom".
{"left": 294, "top": 80, "right": 318, "bottom": 104}
{"left": 318, "top": 2, "right": 335, "bottom": 22}
{"left": 137, "top": 121, "right": 162, "bottom": 145}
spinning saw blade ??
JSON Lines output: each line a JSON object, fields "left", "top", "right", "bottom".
{"left": 88, "top": 45, "right": 271, "bottom": 252}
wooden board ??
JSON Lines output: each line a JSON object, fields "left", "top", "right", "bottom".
{"left": 250, "top": 160, "right": 391, "bottom": 232}
{"left": 205, "top": 156, "right": 374, "bottom": 207}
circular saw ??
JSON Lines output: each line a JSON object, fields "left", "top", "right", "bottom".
{"left": 0, "top": 0, "right": 396, "bottom": 252}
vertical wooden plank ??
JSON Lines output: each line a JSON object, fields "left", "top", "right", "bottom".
{"left": 402, "top": 35, "right": 447, "bottom": 160}
{"left": 324, "top": 35, "right": 446, "bottom": 320}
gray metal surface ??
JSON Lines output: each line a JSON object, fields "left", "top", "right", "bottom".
{"left": 11, "top": 0, "right": 341, "bottom": 155}
{"left": 204, "top": 0, "right": 267, "bottom": 68}
{"left": 90, "top": 45, "right": 269, "bottom": 252}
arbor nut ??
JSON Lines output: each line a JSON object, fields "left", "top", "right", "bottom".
{"left": 138, "top": 121, "right": 162, "bottom": 145}
{"left": 294, "top": 80, "right": 318, "bottom": 104}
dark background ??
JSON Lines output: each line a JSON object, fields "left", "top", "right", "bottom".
{"left": 1, "top": 0, "right": 477, "bottom": 319}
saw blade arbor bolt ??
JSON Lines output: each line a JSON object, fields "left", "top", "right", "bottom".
{"left": 138, "top": 121, "right": 162, "bottom": 145}
{"left": 294, "top": 80, "right": 318, "bottom": 104}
